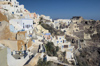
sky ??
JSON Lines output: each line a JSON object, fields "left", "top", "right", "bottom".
{"left": 17, "top": 0, "right": 100, "bottom": 20}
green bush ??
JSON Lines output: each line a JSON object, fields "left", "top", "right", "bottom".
{"left": 37, "top": 58, "right": 52, "bottom": 66}
{"left": 39, "top": 22, "right": 42, "bottom": 24}
{"left": 45, "top": 42, "right": 58, "bottom": 56}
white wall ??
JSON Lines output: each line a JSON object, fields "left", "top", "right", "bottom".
{"left": 21, "top": 19, "right": 33, "bottom": 31}
{"left": 40, "top": 53, "right": 58, "bottom": 61}
{"left": 9, "top": 19, "right": 23, "bottom": 31}
{"left": 66, "top": 51, "right": 74, "bottom": 61}
{"left": 0, "top": 5, "right": 10, "bottom": 10}
{"left": 52, "top": 36, "right": 66, "bottom": 46}
{"left": 9, "top": 19, "right": 33, "bottom": 31}
{"left": 0, "top": 0, "right": 23, "bottom": 15}
{"left": 7, "top": 48, "right": 29, "bottom": 66}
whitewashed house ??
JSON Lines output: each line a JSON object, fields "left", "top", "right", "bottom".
{"left": 0, "top": 0, "right": 19, "bottom": 6}
{"left": 0, "top": 44, "right": 30, "bottom": 66}
{"left": 0, "top": 0, "right": 23, "bottom": 16}
{"left": 53, "top": 20, "right": 60, "bottom": 29}
{"left": 52, "top": 35, "right": 66, "bottom": 47}
{"left": 61, "top": 42, "right": 74, "bottom": 51}
{"left": 10, "top": 0, "right": 23, "bottom": 16}
{"left": 9, "top": 19, "right": 33, "bottom": 35}
{"left": 66, "top": 51, "right": 75, "bottom": 63}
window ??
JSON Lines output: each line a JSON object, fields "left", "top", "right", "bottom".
{"left": 85, "top": 21, "right": 88, "bottom": 24}
{"left": 0, "top": 22, "right": 1, "bottom": 26}
{"left": 68, "top": 22, "right": 70, "bottom": 24}
{"left": 63, "top": 40, "right": 64, "bottom": 43}
{"left": 8, "top": 2, "right": 11, "bottom": 4}
{"left": 64, "top": 45, "right": 68, "bottom": 48}
{"left": 62, "top": 46, "right": 64, "bottom": 48}
{"left": 56, "top": 26, "right": 58, "bottom": 29}
{"left": 90, "top": 26, "right": 92, "bottom": 29}
{"left": 31, "top": 25, "right": 33, "bottom": 28}
{"left": 76, "top": 29, "right": 78, "bottom": 31}
{"left": 64, "top": 30, "right": 66, "bottom": 32}
{"left": 12, "top": 12, "right": 14, "bottom": 14}
{"left": 23, "top": 23, "right": 24, "bottom": 28}
{"left": 57, "top": 41, "right": 59, "bottom": 43}
{"left": 56, "top": 36, "right": 58, "bottom": 39}
{"left": 64, "top": 40, "right": 66, "bottom": 42}
{"left": 26, "top": 25, "right": 30, "bottom": 28}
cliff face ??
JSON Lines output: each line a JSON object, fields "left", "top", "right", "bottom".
{"left": 76, "top": 46, "right": 100, "bottom": 66}
{"left": 0, "top": 25, "right": 13, "bottom": 40}
{"left": 0, "top": 13, "right": 9, "bottom": 22}
{"left": 83, "top": 20, "right": 100, "bottom": 42}
{"left": 0, "top": 21, "right": 16, "bottom": 40}
{"left": 74, "top": 20, "right": 100, "bottom": 66}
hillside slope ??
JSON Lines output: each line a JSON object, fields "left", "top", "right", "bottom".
{"left": 41, "top": 23, "right": 64, "bottom": 36}
{"left": 0, "top": 13, "right": 9, "bottom": 22}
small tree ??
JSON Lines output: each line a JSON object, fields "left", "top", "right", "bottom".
{"left": 56, "top": 46, "right": 59, "bottom": 52}
{"left": 37, "top": 58, "right": 52, "bottom": 66}
{"left": 45, "top": 42, "right": 58, "bottom": 56}
{"left": 39, "top": 21, "right": 42, "bottom": 24}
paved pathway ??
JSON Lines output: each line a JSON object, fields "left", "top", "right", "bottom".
{"left": 53, "top": 60, "right": 74, "bottom": 66}
{"left": 25, "top": 53, "right": 42, "bottom": 66}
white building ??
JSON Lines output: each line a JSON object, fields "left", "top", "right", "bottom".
{"left": 53, "top": 21, "right": 60, "bottom": 29}
{"left": 0, "top": 0, "right": 24, "bottom": 16}
{"left": 66, "top": 51, "right": 75, "bottom": 63}
{"left": 52, "top": 35, "right": 75, "bottom": 63}
{"left": 0, "top": 0, "right": 19, "bottom": 6}
{"left": 0, "top": 43, "right": 30, "bottom": 66}
{"left": 52, "top": 35, "right": 66, "bottom": 47}
{"left": 9, "top": 19, "right": 33, "bottom": 35}
{"left": 61, "top": 42, "right": 74, "bottom": 51}
{"left": 52, "top": 35, "right": 74, "bottom": 52}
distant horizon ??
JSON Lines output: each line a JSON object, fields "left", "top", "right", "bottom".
{"left": 17, "top": 0, "right": 100, "bottom": 20}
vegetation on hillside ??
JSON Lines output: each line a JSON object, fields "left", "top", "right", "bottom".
{"left": 45, "top": 42, "right": 59, "bottom": 56}
{"left": 37, "top": 58, "right": 52, "bottom": 66}
{"left": 41, "top": 23, "right": 64, "bottom": 36}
